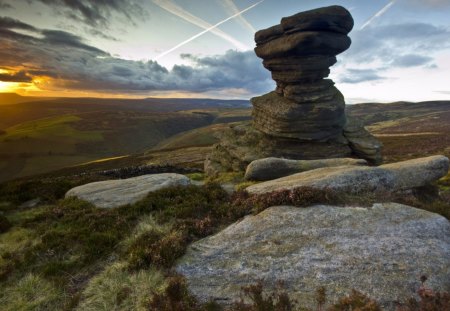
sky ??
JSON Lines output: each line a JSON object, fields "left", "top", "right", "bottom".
{"left": 0, "top": 0, "right": 450, "bottom": 103}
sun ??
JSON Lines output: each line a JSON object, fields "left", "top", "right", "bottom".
{"left": 0, "top": 81, "right": 20, "bottom": 93}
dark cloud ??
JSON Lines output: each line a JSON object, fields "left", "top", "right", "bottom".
{"left": 0, "top": 70, "right": 32, "bottom": 82}
{"left": 0, "top": 16, "right": 38, "bottom": 32}
{"left": 339, "top": 69, "right": 385, "bottom": 84}
{"left": 391, "top": 54, "right": 433, "bottom": 67}
{"left": 33, "top": 0, "right": 147, "bottom": 28}
{"left": 41, "top": 30, "right": 107, "bottom": 54}
{"left": 0, "top": 17, "right": 273, "bottom": 95}
{"left": 0, "top": 1, "right": 13, "bottom": 10}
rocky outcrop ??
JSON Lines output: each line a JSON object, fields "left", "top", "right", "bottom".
{"left": 205, "top": 6, "right": 383, "bottom": 176}
{"left": 65, "top": 173, "right": 191, "bottom": 208}
{"left": 244, "top": 157, "right": 367, "bottom": 181}
{"left": 246, "top": 155, "right": 449, "bottom": 195}
{"left": 176, "top": 203, "right": 450, "bottom": 310}
{"left": 253, "top": 6, "right": 353, "bottom": 141}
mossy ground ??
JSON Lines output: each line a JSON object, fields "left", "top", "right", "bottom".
{"left": 0, "top": 170, "right": 449, "bottom": 310}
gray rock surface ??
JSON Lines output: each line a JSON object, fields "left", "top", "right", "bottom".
{"left": 245, "top": 157, "right": 367, "bottom": 181}
{"left": 344, "top": 118, "right": 383, "bottom": 164}
{"left": 65, "top": 173, "right": 191, "bottom": 208}
{"left": 246, "top": 155, "right": 449, "bottom": 195}
{"left": 176, "top": 203, "right": 450, "bottom": 310}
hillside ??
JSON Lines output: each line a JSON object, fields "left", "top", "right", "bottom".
{"left": 0, "top": 93, "right": 250, "bottom": 182}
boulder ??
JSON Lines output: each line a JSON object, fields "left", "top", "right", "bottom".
{"left": 245, "top": 157, "right": 367, "bottom": 181}
{"left": 65, "top": 173, "right": 191, "bottom": 208}
{"left": 246, "top": 155, "right": 449, "bottom": 195}
{"left": 176, "top": 203, "right": 450, "bottom": 310}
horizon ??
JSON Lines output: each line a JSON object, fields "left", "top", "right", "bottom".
{"left": 1, "top": 0, "right": 450, "bottom": 103}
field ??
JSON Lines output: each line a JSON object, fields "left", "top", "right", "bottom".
{"left": 0, "top": 93, "right": 250, "bottom": 182}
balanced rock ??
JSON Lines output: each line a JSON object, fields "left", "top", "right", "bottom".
{"left": 65, "top": 173, "right": 191, "bottom": 208}
{"left": 245, "top": 157, "right": 367, "bottom": 181}
{"left": 205, "top": 6, "right": 383, "bottom": 176}
{"left": 246, "top": 155, "right": 449, "bottom": 195}
{"left": 176, "top": 204, "right": 450, "bottom": 310}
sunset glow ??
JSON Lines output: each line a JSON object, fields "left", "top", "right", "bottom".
{"left": 0, "top": 0, "right": 449, "bottom": 102}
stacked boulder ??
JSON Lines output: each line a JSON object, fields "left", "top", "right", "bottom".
{"left": 252, "top": 6, "right": 352, "bottom": 141}
{"left": 205, "top": 6, "right": 382, "bottom": 176}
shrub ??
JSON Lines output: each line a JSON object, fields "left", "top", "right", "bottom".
{"left": 231, "top": 187, "right": 340, "bottom": 214}
{"left": 397, "top": 276, "right": 450, "bottom": 311}
{"left": 147, "top": 275, "right": 205, "bottom": 311}
{"left": 328, "top": 290, "right": 381, "bottom": 311}
{"left": 231, "top": 280, "right": 295, "bottom": 311}
{"left": 126, "top": 229, "right": 188, "bottom": 270}
{"left": 0, "top": 214, "right": 11, "bottom": 233}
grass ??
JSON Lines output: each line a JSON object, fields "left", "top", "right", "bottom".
{"left": 0, "top": 174, "right": 448, "bottom": 310}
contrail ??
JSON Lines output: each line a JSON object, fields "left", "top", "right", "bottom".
{"left": 220, "top": 0, "right": 256, "bottom": 33}
{"left": 360, "top": 0, "right": 397, "bottom": 30}
{"left": 155, "top": 0, "right": 264, "bottom": 60}
{"left": 152, "top": 0, "right": 248, "bottom": 50}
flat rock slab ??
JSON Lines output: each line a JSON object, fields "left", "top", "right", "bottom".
{"left": 65, "top": 173, "right": 191, "bottom": 208}
{"left": 247, "top": 155, "right": 449, "bottom": 195}
{"left": 245, "top": 157, "right": 367, "bottom": 181}
{"left": 176, "top": 203, "right": 450, "bottom": 310}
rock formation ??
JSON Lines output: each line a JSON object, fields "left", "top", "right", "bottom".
{"left": 206, "top": 6, "right": 383, "bottom": 176}
{"left": 177, "top": 203, "right": 450, "bottom": 310}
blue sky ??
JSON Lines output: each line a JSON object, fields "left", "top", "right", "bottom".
{"left": 0, "top": 0, "right": 449, "bottom": 103}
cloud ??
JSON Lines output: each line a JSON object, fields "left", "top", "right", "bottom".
{"left": 409, "top": 0, "right": 450, "bottom": 8}
{"left": 0, "top": 16, "right": 38, "bottom": 32}
{"left": 360, "top": 0, "right": 397, "bottom": 30}
{"left": 339, "top": 69, "right": 385, "bottom": 84}
{"left": 41, "top": 30, "right": 107, "bottom": 54}
{"left": 26, "top": 0, "right": 147, "bottom": 28}
{"left": 345, "top": 22, "right": 450, "bottom": 65}
{"left": 0, "top": 70, "right": 32, "bottom": 82}
{"left": 151, "top": 0, "right": 249, "bottom": 51}
{"left": 391, "top": 54, "right": 433, "bottom": 67}
{"left": 220, "top": 0, "right": 256, "bottom": 33}
{"left": 0, "top": 1, "right": 13, "bottom": 10}
{"left": 0, "top": 18, "right": 273, "bottom": 95}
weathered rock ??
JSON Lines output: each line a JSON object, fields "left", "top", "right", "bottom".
{"left": 384, "top": 155, "right": 449, "bottom": 190}
{"left": 205, "top": 6, "right": 382, "bottom": 175}
{"left": 252, "top": 91, "right": 346, "bottom": 141}
{"left": 280, "top": 5, "right": 354, "bottom": 35}
{"left": 255, "top": 31, "right": 351, "bottom": 59}
{"left": 344, "top": 118, "right": 383, "bottom": 164}
{"left": 65, "top": 173, "right": 191, "bottom": 208}
{"left": 176, "top": 204, "right": 450, "bottom": 310}
{"left": 245, "top": 157, "right": 367, "bottom": 181}
{"left": 246, "top": 155, "right": 449, "bottom": 195}
{"left": 204, "top": 122, "right": 352, "bottom": 177}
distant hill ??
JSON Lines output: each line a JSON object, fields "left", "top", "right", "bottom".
{"left": 1, "top": 98, "right": 449, "bottom": 182}
{"left": 0, "top": 93, "right": 44, "bottom": 105}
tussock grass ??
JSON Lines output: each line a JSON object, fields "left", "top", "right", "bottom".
{"left": 0, "top": 273, "right": 64, "bottom": 311}
{"left": 77, "top": 262, "right": 165, "bottom": 311}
